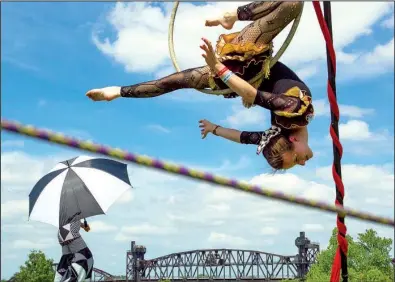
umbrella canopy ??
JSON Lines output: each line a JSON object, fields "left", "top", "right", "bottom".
{"left": 29, "top": 156, "right": 132, "bottom": 227}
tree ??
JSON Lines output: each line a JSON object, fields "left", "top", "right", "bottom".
{"left": 12, "top": 250, "right": 55, "bottom": 282}
{"left": 306, "top": 228, "right": 394, "bottom": 282}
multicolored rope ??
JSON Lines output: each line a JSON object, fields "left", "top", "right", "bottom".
{"left": 2, "top": 118, "right": 394, "bottom": 228}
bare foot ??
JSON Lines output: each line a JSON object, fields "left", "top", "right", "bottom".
{"left": 205, "top": 12, "right": 237, "bottom": 30}
{"left": 85, "top": 86, "right": 121, "bottom": 102}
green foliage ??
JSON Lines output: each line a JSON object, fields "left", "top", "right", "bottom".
{"left": 12, "top": 250, "right": 55, "bottom": 282}
{"left": 307, "top": 228, "right": 394, "bottom": 282}
{"left": 158, "top": 279, "right": 171, "bottom": 282}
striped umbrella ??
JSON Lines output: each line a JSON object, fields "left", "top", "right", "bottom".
{"left": 29, "top": 156, "right": 132, "bottom": 227}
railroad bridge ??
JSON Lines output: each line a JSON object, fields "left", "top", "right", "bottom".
{"left": 126, "top": 231, "right": 319, "bottom": 281}
{"left": 52, "top": 231, "right": 319, "bottom": 281}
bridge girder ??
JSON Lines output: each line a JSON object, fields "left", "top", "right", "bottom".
{"left": 135, "top": 249, "right": 298, "bottom": 280}
{"left": 126, "top": 231, "right": 319, "bottom": 282}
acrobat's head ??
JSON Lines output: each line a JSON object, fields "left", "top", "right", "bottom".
{"left": 259, "top": 126, "right": 313, "bottom": 171}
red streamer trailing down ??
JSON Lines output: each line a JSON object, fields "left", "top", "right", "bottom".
{"left": 312, "top": 2, "right": 348, "bottom": 282}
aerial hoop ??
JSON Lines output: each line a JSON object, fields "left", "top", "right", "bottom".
{"left": 168, "top": 1, "right": 304, "bottom": 96}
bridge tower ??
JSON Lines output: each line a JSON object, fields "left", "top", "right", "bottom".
{"left": 294, "top": 231, "right": 320, "bottom": 278}
{"left": 126, "top": 241, "right": 146, "bottom": 282}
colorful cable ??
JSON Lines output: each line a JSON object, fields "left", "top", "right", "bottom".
{"left": 1, "top": 118, "right": 394, "bottom": 228}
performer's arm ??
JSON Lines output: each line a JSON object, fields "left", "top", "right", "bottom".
{"left": 213, "top": 63, "right": 302, "bottom": 114}
{"left": 211, "top": 126, "right": 242, "bottom": 143}
{"left": 213, "top": 63, "right": 258, "bottom": 104}
{"left": 210, "top": 125, "right": 263, "bottom": 145}
{"left": 81, "top": 219, "right": 90, "bottom": 232}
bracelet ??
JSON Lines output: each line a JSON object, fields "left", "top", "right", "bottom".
{"left": 213, "top": 125, "right": 221, "bottom": 135}
{"left": 217, "top": 66, "right": 229, "bottom": 77}
{"left": 221, "top": 71, "right": 233, "bottom": 84}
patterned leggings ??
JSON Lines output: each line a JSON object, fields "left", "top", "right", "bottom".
{"left": 120, "top": 1, "right": 303, "bottom": 98}
{"left": 54, "top": 248, "right": 93, "bottom": 282}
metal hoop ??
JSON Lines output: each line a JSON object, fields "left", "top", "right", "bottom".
{"left": 168, "top": 2, "right": 304, "bottom": 96}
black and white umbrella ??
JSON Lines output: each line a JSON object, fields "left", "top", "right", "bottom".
{"left": 29, "top": 156, "right": 132, "bottom": 227}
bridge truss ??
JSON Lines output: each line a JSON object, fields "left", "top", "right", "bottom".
{"left": 126, "top": 231, "right": 319, "bottom": 281}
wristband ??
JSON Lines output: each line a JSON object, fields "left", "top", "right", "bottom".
{"left": 221, "top": 71, "right": 233, "bottom": 83}
{"left": 217, "top": 67, "right": 229, "bottom": 77}
{"left": 213, "top": 125, "right": 221, "bottom": 135}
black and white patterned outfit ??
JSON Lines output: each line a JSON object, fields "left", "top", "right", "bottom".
{"left": 54, "top": 220, "right": 94, "bottom": 282}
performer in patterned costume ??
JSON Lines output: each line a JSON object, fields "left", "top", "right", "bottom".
{"left": 86, "top": 1, "right": 314, "bottom": 171}
{"left": 54, "top": 218, "right": 93, "bottom": 282}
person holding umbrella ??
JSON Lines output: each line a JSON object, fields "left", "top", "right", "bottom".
{"left": 54, "top": 216, "right": 93, "bottom": 281}
{"left": 28, "top": 156, "right": 133, "bottom": 282}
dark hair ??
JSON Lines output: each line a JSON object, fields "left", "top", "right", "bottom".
{"left": 262, "top": 133, "right": 293, "bottom": 171}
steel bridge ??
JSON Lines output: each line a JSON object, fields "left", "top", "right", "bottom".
{"left": 125, "top": 231, "right": 319, "bottom": 281}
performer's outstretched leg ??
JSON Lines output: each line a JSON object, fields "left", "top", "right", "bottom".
{"left": 86, "top": 2, "right": 302, "bottom": 102}
{"left": 120, "top": 66, "right": 211, "bottom": 98}
{"left": 86, "top": 66, "right": 211, "bottom": 101}
{"left": 231, "top": 1, "right": 303, "bottom": 46}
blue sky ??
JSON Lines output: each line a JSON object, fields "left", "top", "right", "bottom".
{"left": 1, "top": 2, "right": 394, "bottom": 279}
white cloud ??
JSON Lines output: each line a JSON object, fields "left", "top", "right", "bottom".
{"left": 146, "top": 124, "right": 171, "bottom": 134}
{"left": 94, "top": 2, "right": 393, "bottom": 81}
{"left": 2, "top": 254, "right": 18, "bottom": 260}
{"left": 338, "top": 120, "right": 387, "bottom": 141}
{"left": 316, "top": 164, "right": 394, "bottom": 195}
{"left": 319, "top": 119, "right": 393, "bottom": 156}
{"left": 89, "top": 220, "right": 118, "bottom": 232}
{"left": 260, "top": 227, "right": 279, "bottom": 235}
{"left": 1, "top": 200, "right": 28, "bottom": 219}
{"left": 115, "top": 223, "right": 176, "bottom": 241}
{"left": 295, "top": 64, "right": 319, "bottom": 80}
{"left": 222, "top": 103, "right": 267, "bottom": 127}
{"left": 93, "top": 2, "right": 243, "bottom": 73}
{"left": 191, "top": 155, "right": 251, "bottom": 174}
{"left": 1, "top": 151, "right": 52, "bottom": 187}
{"left": 250, "top": 173, "right": 333, "bottom": 203}
{"left": 338, "top": 37, "right": 394, "bottom": 80}
{"left": 365, "top": 197, "right": 393, "bottom": 208}
{"left": 207, "top": 232, "right": 249, "bottom": 247}
{"left": 339, "top": 120, "right": 372, "bottom": 140}
{"left": 1, "top": 223, "right": 55, "bottom": 236}
{"left": 12, "top": 238, "right": 56, "bottom": 249}
{"left": 313, "top": 99, "right": 375, "bottom": 118}
{"left": 302, "top": 223, "right": 325, "bottom": 232}
{"left": 1, "top": 223, "right": 34, "bottom": 232}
